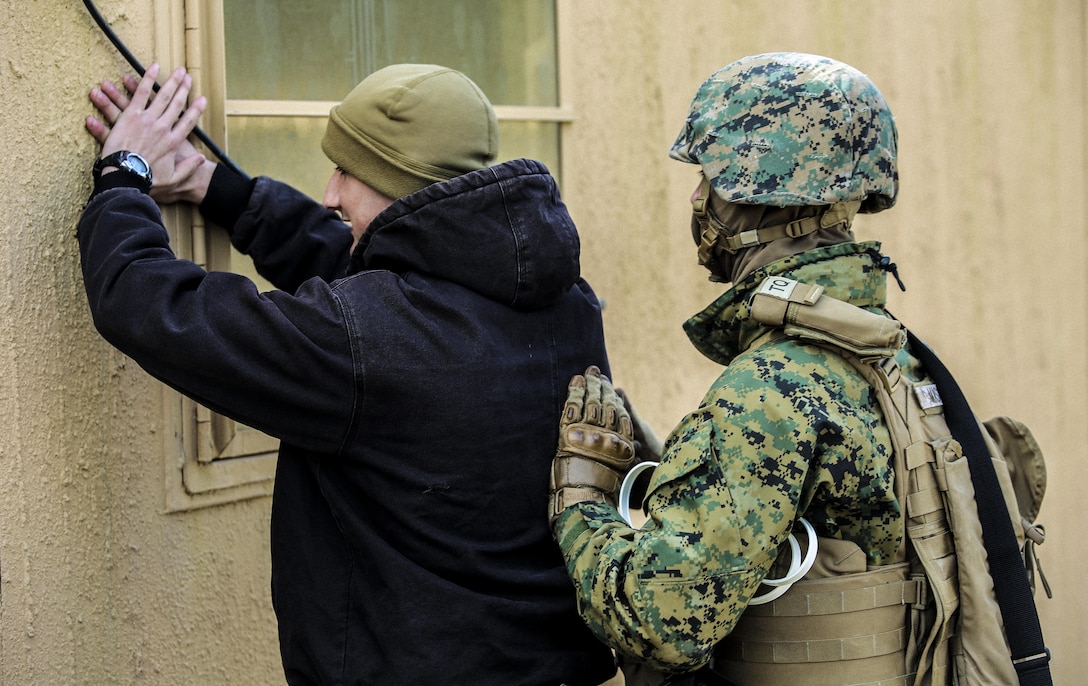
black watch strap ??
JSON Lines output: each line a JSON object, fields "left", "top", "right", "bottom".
{"left": 93, "top": 151, "right": 153, "bottom": 193}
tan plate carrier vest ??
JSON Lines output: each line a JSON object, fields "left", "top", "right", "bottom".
{"left": 710, "top": 276, "right": 1046, "bottom": 686}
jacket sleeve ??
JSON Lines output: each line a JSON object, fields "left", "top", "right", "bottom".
{"left": 551, "top": 349, "right": 871, "bottom": 673}
{"left": 200, "top": 165, "right": 353, "bottom": 292}
{"left": 552, "top": 429, "right": 792, "bottom": 670}
{"left": 78, "top": 187, "right": 358, "bottom": 454}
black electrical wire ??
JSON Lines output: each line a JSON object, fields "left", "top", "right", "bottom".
{"left": 83, "top": 0, "right": 249, "bottom": 178}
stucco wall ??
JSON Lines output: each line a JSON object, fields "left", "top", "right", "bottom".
{"left": 1, "top": 1, "right": 282, "bottom": 683}
{"left": 1, "top": 0, "right": 1083, "bottom": 684}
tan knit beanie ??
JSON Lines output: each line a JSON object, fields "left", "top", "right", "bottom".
{"left": 321, "top": 64, "right": 499, "bottom": 200}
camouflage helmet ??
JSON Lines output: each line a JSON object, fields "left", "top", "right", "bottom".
{"left": 670, "top": 53, "right": 898, "bottom": 213}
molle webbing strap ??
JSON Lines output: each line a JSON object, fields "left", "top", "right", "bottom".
{"left": 713, "top": 564, "right": 917, "bottom": 685}
{"left": 839, "top": 346, "right": 958, "bottom": 685}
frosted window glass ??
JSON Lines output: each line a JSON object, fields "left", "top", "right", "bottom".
{"left": 223, "top": 0, "right": 557, "bottom": 106}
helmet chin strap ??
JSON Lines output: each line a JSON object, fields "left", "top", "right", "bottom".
{"left": 691, "top": 177, "right": 861, "bottom": 273}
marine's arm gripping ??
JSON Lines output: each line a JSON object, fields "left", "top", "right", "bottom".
{"left": 549, "top": 351, "right": 861, "bottom": 673}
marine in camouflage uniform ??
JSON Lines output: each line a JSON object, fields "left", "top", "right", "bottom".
{"left": 549, "top": 53, "right": 913, "bottom": 681}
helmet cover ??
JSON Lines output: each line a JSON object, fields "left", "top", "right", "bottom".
{"left": 670, "top": 53, "right": 898, "bottom": 213}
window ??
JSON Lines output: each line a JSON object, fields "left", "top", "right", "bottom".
{"left": 166, "top": 0, "right": 567, "bottom": 510}
{"left": 223, "top": 0, "right": 565, "bottom": 198}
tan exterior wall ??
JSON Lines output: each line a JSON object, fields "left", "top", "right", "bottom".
{"left": 1, "top": 1, "right": 283, "bottom": 683}
{"left": 1, "top": 0, "right": 1083, "bottom": 683}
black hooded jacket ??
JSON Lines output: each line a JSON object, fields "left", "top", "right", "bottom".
{"left": 78, "top": 158, "right": 615, "bottom": 685}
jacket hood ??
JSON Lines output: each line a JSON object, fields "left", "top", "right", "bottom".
{"left": 346, "top": 158, "right": 580, "bottom": 311}
{"left": 683, "top": 241, "right": 891, "bottom": 365}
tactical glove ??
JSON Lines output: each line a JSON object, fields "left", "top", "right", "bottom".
{"left": 550, "top": 366, "right": 636, "bottom": 522}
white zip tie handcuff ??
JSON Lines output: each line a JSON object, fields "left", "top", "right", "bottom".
{"left": 746, "top": 516, "right": 817, "bottom": 604}
{"left": 618, "top": 461, "right": 818, "bottom": 604}
{"left": 617, "top": 461, "right": 659, "bottom": 525}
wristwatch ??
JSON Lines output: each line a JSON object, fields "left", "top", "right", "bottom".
{"left": 93, "top": 151, "right": 153, "bottom": 193}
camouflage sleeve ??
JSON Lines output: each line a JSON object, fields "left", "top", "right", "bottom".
{"left": 552, "top": 342, "right": 899, "bottom": 672}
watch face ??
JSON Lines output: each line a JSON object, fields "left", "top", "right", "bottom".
{"left": 121, "top": 153, "right": 151, "bottom": 176}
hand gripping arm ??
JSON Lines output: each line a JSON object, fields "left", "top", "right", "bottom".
{"left": 550, "top": 366, "right": 636, "bottom": 522}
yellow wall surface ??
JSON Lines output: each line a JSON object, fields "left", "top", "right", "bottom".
{"left": 1, "top": 1, "right": 283, "bottom": 684}
{"left": 1, "top": 0, "right": 1083, "bottom": 684}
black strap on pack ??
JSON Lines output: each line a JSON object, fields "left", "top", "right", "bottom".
{"left": 907, "top": 331, "right": 1052, "bottom": 686}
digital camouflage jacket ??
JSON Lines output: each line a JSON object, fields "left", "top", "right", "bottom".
{"left": 554, "top": 241, "right": 923, "bottom": 674}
